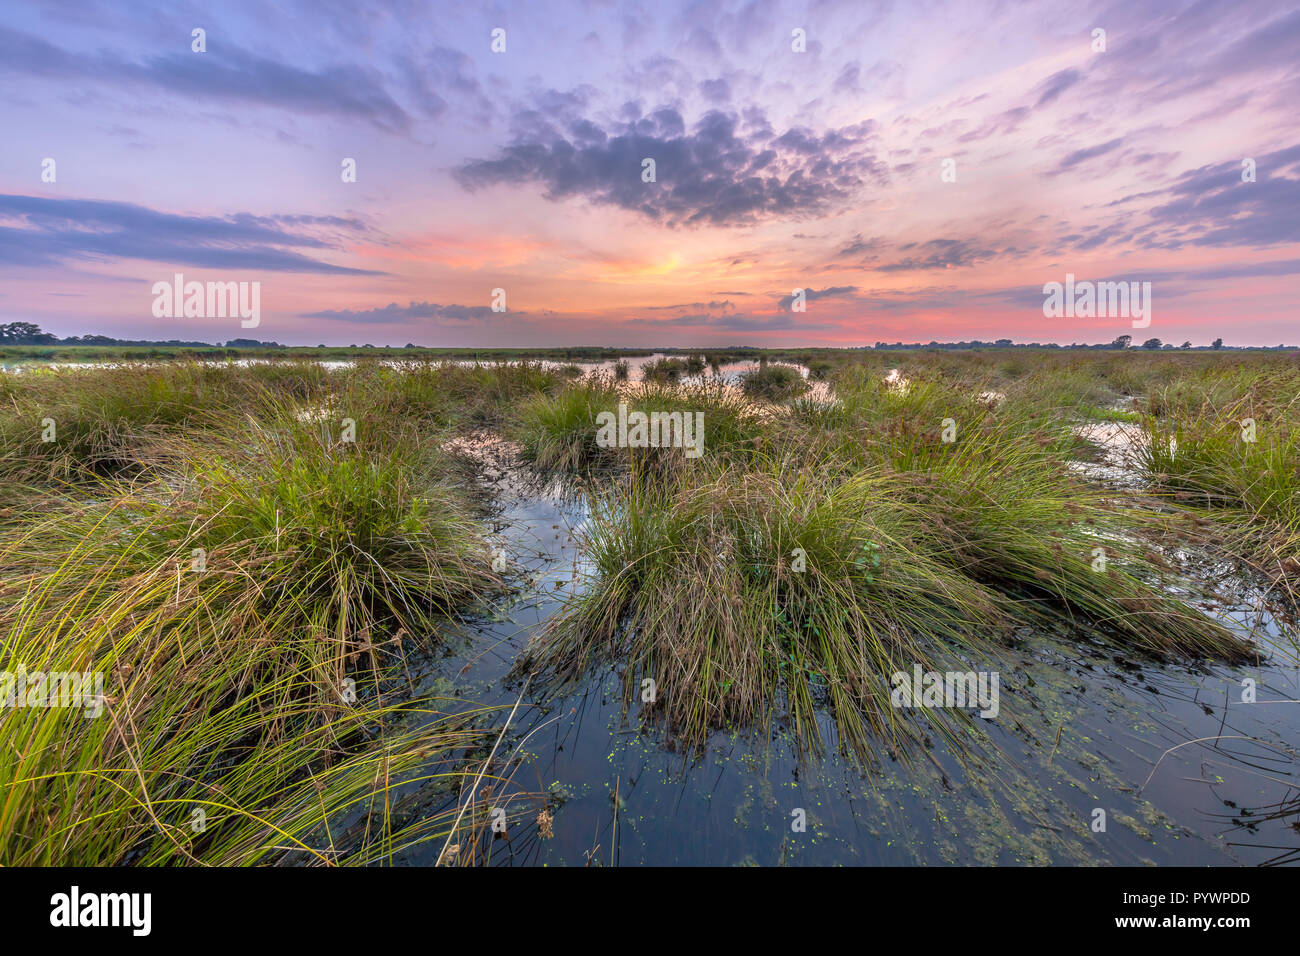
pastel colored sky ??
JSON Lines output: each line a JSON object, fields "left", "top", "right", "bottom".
{"left": 1, "top": 0, "right": 1297, "bottom": 347}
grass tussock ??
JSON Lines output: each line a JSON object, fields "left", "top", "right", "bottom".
{"left": 511, "top": 377, "right": 764, "bottom": 472}
{"left": 1140, "top": 366, "right": 1300, "bottom": 591}
{"left": 0, "top": 361, "right": 330, "bottom": 488}
{"left": 525, "top": 360, "right": 1256, "bottom": 764}
{"left": 0, "top": 369, "right": 537, "bottom": 866}
{"left": 740, "top": 363, "right": 809, "bottom": 401}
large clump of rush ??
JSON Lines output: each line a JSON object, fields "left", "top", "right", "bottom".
{"left": 0, "top": 409, "right": 505, "bottom": 865}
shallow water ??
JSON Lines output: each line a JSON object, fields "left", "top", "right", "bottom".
{"left": 402, "top": 436, "right": 1300, "bottom": 866}
{"left": 19, "top": 354, "right": 1295, "bottom": 863}
{"left": 2, "top": 352, "right": 793, "bottom": 380}
{"left": 1071, "top": 420, "right": 1149, "bottom": 487}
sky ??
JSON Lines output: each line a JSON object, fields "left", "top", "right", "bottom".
{"left": 1, "top": 0, "right": 1297, "bottom": 348}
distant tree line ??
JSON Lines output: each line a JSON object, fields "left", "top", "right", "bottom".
{"left": 869, "top": 335, "right": 1275, "bottom": 350}
{"left": 0, "top": 321, "right": 1291, "bottom": 352}
{"left": 0, "top": 322, "right": 285, "bottom": 349}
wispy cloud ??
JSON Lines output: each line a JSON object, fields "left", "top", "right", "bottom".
{"left": 0, "top": 195, "right": 383, "bottom": 274}
{"left": 300, "top": 301, "right": 502, "bottom": 323}
{"left": 0, "top": 26, "right": 410, "bottom": 130}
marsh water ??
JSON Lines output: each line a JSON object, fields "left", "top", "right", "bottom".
{"left": 22, "top": 354, "right": 1299, "bottom": 864}
{"left": 3, "top": 351, "right": 818, "bottom": 391}
{"left": 391, "top": 360, "right": 1300, "bottom": 866}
